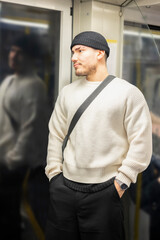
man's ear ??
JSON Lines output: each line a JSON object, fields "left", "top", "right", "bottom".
{"left": 97, "top": 50, "right": 105, "bottom": 60}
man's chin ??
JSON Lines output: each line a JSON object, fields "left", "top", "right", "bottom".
{"left": 75, "top": 71, "right": 86, "bottom": 76}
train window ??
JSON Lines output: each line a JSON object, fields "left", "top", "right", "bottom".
{"left": 0, "top": 2, "right": 62, "bottom": 239}
{"left": 123, "top": 3, "right": 160, "bottom": 240}
{"left": 0, "top": 2, "right": 61, "bottom": 109}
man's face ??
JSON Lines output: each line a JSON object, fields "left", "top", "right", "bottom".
{"left": 71, "top": 45, "right": 99, "bottom": 77}
{"left": 8, "top": 45, "right": 26, "bottom": 72}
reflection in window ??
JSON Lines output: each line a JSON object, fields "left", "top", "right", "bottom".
{"left": 0, "top": 2, "right": 60, "bottom": 108}
{"left": 0, "top": 2, "right": 61, "bottom": 240}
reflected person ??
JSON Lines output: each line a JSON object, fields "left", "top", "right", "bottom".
{"left": 0, "top": 35, "right": 48, "bottom": 240}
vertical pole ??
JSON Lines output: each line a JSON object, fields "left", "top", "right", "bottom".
{"left": 134, "top": 58, "right": 142, "bottom": 240}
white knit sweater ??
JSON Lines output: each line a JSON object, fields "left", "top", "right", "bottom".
{"left": 45, "top": 77, "right": 152, "bottom": 187}
{"left": 0, "top": 73, "right": 48, "bottom": 169}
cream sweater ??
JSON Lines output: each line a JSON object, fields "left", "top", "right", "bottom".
{"left": 0, "top": 73, "right": 48, "bottom": 169}
{"left": 45, "top": 77, "right": 152, "bottom": 187}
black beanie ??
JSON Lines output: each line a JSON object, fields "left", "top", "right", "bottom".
{"left": 70, "top": 31, "right": 110, "bottom": 58}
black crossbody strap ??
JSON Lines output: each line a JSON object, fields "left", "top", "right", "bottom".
{"left": 62, "top": 75, "right": 115, "bottom": 156}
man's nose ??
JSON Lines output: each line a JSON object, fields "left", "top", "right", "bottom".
{"left": 71, "top": 53, "right": 78, "bottom": 62}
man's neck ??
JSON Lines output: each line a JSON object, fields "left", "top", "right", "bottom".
{"left": 86, "top": 69, "right": 109, "bottom": 82}
{"left": 14, "top": 68, "right": 33, "bottom": 76}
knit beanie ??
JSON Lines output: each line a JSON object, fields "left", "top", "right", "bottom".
{"left": 70, "top": 31, "right": 110, "bottom": 57}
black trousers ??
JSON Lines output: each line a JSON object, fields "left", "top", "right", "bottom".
{"left": 45, "top": 173, "right": 125, "bottom": 240}
{"left": 0, "top": 164, "right": 26, "bottom": 240}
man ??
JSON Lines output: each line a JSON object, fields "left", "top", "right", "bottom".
{"left": 0, "top": 35, "right": 48, "bottom": 239}
{"left": 45, "top": 31, "right": 152, "bottom": 240}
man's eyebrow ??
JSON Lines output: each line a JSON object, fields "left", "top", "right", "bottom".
{"left": 72, "top": 46, "right": 86, "bottom": 52}
{"left": 73, "top": 46, "right": 80, "bottom": 51}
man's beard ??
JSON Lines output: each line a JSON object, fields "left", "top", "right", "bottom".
{"left": 75, "top": 65, "right": 96, "bottom": 76}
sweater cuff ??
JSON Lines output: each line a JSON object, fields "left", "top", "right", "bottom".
{"left": 116, "top": 172, "right": 132, "bottom": 188}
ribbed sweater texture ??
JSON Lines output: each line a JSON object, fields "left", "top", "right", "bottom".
{"left": 45, "top": 77, "right": 152, "bottom": 187}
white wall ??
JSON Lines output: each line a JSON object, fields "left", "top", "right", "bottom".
{"left": 91, "top": 2, "right": 123, "bottom": 78}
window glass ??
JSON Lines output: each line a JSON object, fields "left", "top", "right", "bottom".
{"left": 0, "top": 2, "right": 61, "bottom": 239}
{"left": 0, "top": 2, "right": 60, "bottom": 108}
{"left": 123, "top": 3, "right": 160, "bottom": 240}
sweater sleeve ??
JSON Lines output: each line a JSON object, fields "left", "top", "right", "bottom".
{"left": 45, "top": 89, "right": 67, "bottom": 180}
{"left": 116, "top": 87, "right": 152, "bottom": 187}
